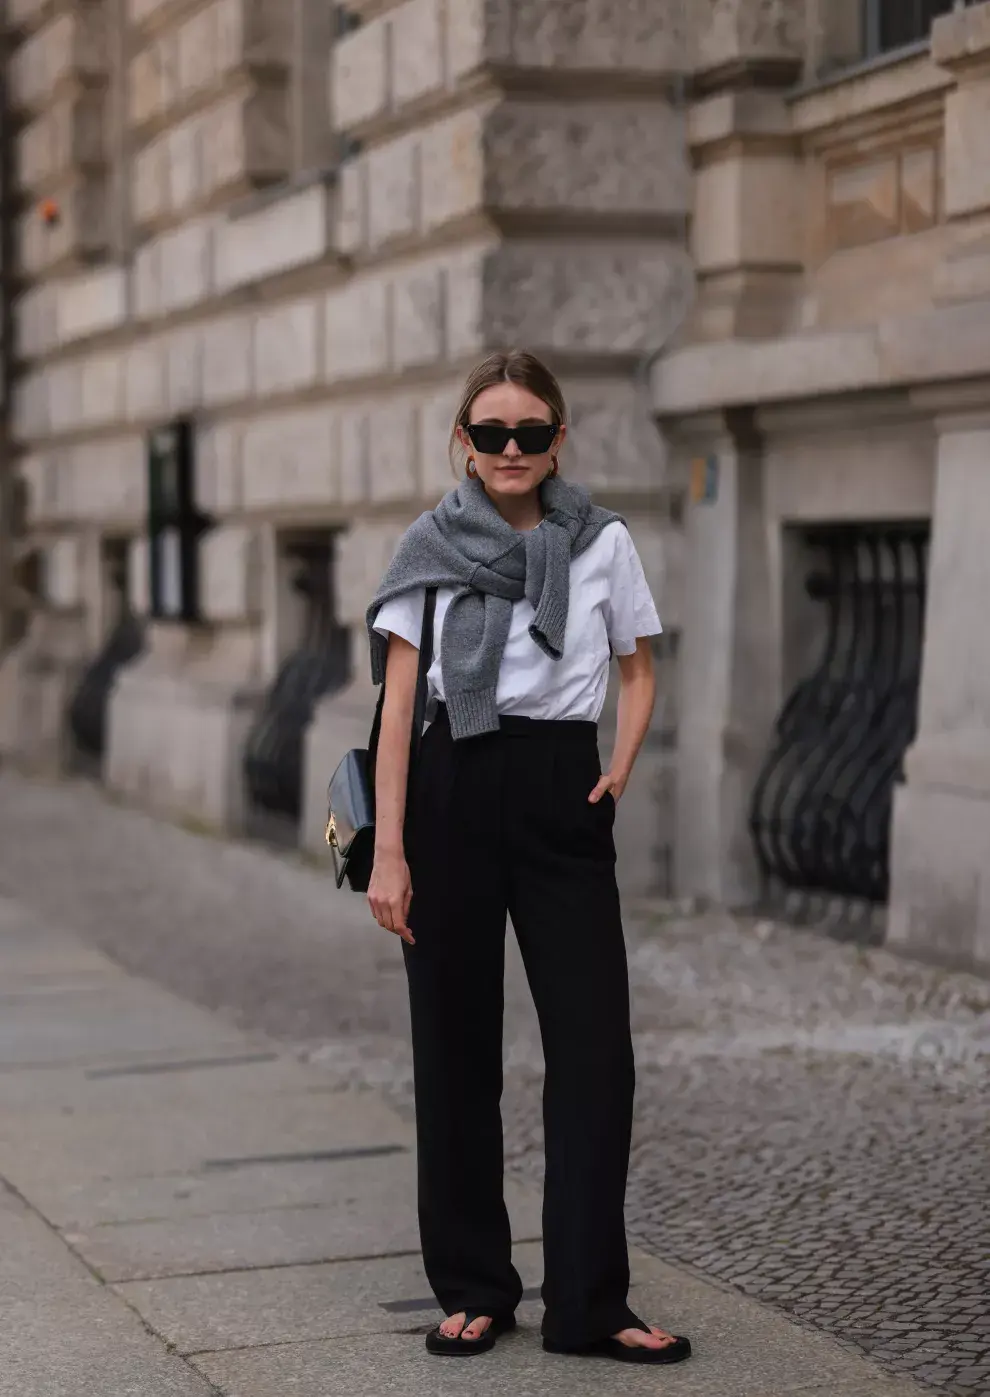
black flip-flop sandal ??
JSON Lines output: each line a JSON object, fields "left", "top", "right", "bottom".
{"left": 426, "top": 1310, "right": 516, "bottom": 1357}
{"left": 544, "top": 1327, "right": 692, "bottom": 1365}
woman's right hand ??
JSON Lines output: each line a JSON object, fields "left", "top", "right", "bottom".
{"left": 368, "top": 850, "right": 415, "bottom": 946}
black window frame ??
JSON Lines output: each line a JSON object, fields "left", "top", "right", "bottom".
{"left": 863, "top": 0, "right": 971, "bottom": 60}
{"left": 147, "top": 418, "right": 212, "bottom": 624}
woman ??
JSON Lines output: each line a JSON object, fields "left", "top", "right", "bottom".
{"left": 366, "top": 351, "right": 691, "bottom": 1366}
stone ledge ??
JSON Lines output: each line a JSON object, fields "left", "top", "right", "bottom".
{"left": 654, "top": 300, "right": 990, "bottom": 418}
{"left": 932, "top": 1, "right": 990, "bottom": 75}
{"left": 688, "top": 90, "right": 794, "bottom": 155}
{"left": 789, "top": 48, "right": 949, "bottom": 138}
{"left": 654, "top": 329, "right": 882, "bottom": 417}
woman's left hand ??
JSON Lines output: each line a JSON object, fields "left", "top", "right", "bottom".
{"left": 589, "top": 770, "right": 628, "bottom": 805}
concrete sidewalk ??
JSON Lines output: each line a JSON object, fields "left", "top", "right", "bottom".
{"left": 0, "top": 893, "right": 926, "bottom": 1397}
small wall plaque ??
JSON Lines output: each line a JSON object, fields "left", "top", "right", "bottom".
{"left": 690, "top": 455, "right": 719, "bottom": 505}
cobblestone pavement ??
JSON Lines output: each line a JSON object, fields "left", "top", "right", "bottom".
{"left": 0, "top": 771, "right": 987, "bottom": 1395}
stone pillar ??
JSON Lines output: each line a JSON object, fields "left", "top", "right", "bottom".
{"left": 650, "top": 0, "right": 807, "bottom": 903}
{"left": 106, "top": 525, "right": 267, "bottom": 831}
{"left": 684, "top": 0, "right": 805, "bottom": 343}
{"left": 0, "top": 0, "right": 113, "bottom": 767}
{"left": 670, "top": 412, "right": 780, "bottom": 907}
{"left": 931, "top": 3, "right": 990, "bottom": 305}
{"left": 890, "top": 6, "right": 990, "bottom": 968}
{"left": 888, "top": 408, "right": 990, "bottom": 970}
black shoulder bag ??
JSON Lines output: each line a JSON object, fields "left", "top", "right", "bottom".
{"left": 325, "top": 588, "right": 437, "bottom": 892}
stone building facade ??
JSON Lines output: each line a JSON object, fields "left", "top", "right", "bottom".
{"left": 1, "top": 0, "right": 990, "bottom": 971}
{"left": 655, "top": 0, "right": 990, "bottom": 971}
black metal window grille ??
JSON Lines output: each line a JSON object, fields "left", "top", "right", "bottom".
{"left": 243, "top": 539, "right": 351, "bottom": 825}
{"left": 147, "top": 419, "right": 210, "bottom": 623}
{"left": 863, "top": 0, "right": 970, "bottom": 58}
{"left": 68, "top": 540, "right": 144, "bottom": 762}
{"left": 750, "top": 525, "right": 929, "bottom": 907}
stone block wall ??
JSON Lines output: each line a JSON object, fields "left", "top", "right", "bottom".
{"left": 3, "top": 0, "right": 691, "bottom": 890}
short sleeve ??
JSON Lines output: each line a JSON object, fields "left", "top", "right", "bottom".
{"left": 604, "top": 526, "right": 662, "bottom": 656}
{"left": 373, "top": 588, "right": 426, "bottom": 650}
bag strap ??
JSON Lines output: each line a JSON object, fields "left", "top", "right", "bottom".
{"left": 368, "top": 587, "right": 438, "bottom": 773}
{"left": 411, "top": 587, "right": 437, "bottom": 760}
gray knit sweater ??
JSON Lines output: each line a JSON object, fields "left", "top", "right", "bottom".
{"left": 367, "top": 476, "right": 622, "bottom": 740}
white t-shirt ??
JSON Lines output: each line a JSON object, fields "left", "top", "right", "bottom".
{"left": 373, "top": 521, "right": 662, "bottom": 725}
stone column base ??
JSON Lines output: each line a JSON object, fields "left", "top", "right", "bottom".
{"left": 0, "top": 614, "right": 90, "bottom": 774}
{"left": 888, "top": 736, "right": 990, "bottom": 972}
{"left": 105, "top": 624, "right": 264, "bottom": 834}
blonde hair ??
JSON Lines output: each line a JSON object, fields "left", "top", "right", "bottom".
{"left": 448, "top": 351, "right": 567, "bottom": 474}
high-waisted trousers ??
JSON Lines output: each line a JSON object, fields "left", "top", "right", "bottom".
{"left": 402, "top": 705, "right": 640, "bottom": 1347}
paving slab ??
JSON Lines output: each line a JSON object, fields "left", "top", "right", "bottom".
{"left": 0, "top": 944, "right": 127, "bottom": 988}
{"left": 192, "top": 1325, "right": 926, "bottom": 1397}
{"left": 0, "top": 1051, "right": 300, "bottom": 1114}
{"left": 0, "top": 1083, "right": 410, "bottom": 1187}
{"left": 67, "top": 1169, "right": 542, "bottom": 1282}
{"left": 0, "top": 1191, "right": 214, "bottom": 1397}
{"left": 0, "top": 981, "right": 246, "bottom": 1066}
{"left": 0, "top": 898, "right": 128, "bottom": 982}
{"left": 0, "top": 1288, "right": 217, "bottom": 1397}
{"left": 0, "top": 971, "right": 126, "bottom": 998}
{"left": 0, "top": 1188, "right": 95, "bottom": 1289}
{"left": 28, "top": 1144, "right": 541, "bottom": 1234}
{"left": 116, "top": 1242, "right": 548, "bottom": 1353}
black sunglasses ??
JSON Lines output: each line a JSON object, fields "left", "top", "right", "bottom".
{"left": 465, "top": 423, "right": 558, "bottom": 456}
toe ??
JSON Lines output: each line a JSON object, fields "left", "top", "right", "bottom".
{"left": 613, "top": 1324, "right": 676, "bottom": 1349}
{"left": 462, "top": 1317, "right": 492, "bottom": 1341}
{"left": 439, "top": 1312, "right": 466, "bottom": 1339}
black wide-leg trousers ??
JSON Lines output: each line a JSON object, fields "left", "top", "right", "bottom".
{"left": 403, "top": 706, "right": 640, "bottom": 1347}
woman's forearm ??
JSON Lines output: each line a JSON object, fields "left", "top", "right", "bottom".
{"left": 611, "top": 640, "right": 657, "bottom": 783}
{"left": 375, "top": 637, "right": 419, "bottom": 857}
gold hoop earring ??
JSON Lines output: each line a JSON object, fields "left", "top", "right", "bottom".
{"left": 549, "top": 455, "right": 559, "bottom": 478}
{"left": 466, "top": 457, "right": 478, "bottom": 479}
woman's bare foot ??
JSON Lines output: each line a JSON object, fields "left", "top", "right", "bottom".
{"left": 612, "top": 1325, "right": 678, "bottom": 1350}
{"left": 438, "top": 1313, "right": 492, "bottom": 1341}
